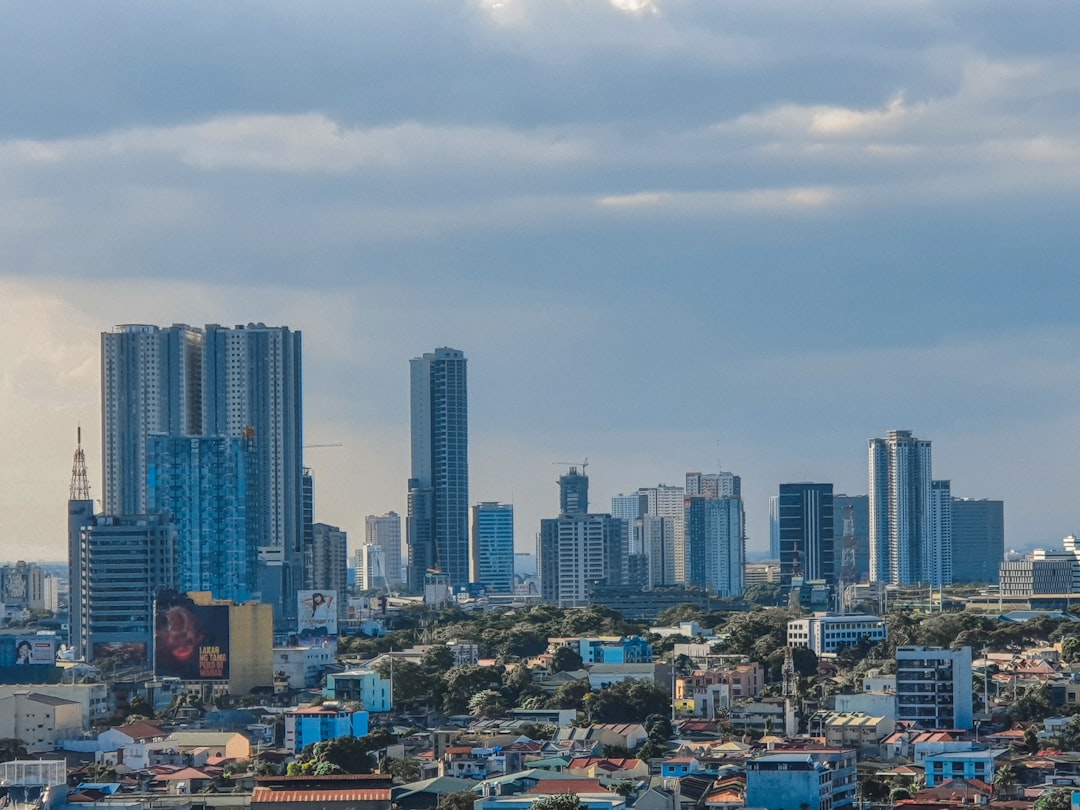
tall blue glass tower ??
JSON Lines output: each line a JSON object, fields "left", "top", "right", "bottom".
{"left": 408, "top": 348, "right": 469, "bottom": 591}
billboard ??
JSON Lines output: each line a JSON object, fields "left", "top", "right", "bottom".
{"left": 297, "top": 590, "right": 337, "bottom": 636}
{"left": 91, "top": 641, "right": 148, "bottom": 665}
{"left": 13, "top": 636, "right": 56, "bottom": 666}
{"left": 154, "top": 591, "right": 230, "bottom": 680}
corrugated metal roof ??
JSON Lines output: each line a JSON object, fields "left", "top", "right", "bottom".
{"left": 252, "top": 788, "right": 391, "bottom": 803}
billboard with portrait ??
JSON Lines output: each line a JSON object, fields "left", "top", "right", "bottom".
{"left": 297, "top": 590, "right": 337, "bottom": 636}
{"left": 154, "top": 590, "right": 231, "bottom": 680}
{"left": 13, "top": 636, "right": 56, "bottom": 666}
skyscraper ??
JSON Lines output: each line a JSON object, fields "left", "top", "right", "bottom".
{"left": 951, "top": 498, "right": 1004, "bottom": 584}
{"left": 929, "top": 480, "right": 953, "bottom": 587}
{"left": 364, "top": 512, "right": 403, "bottom": 586}
{"left": 778, "top": 483, "right": 834, "bottom": 588}
{"left": 471, "top": 502, "right": 515, "bottom": 593}
{"left": 538, "top": 513, "right": 624, "bottom": 607}
{"left": 310, "top": 523, "right": 348, "bottom": 607}
{"left": 684, "top": 495, "right": 744, "bottom": 597}
{"left": 639, "top": 484, "right": 686, "bottom": 581}
{"left": 869, "top": 430, "right": 949, "bottom": 585}
{"left": 101, "top": 323, "right": 304, "bottom": 622}
{"left": 768, "top": 495, "right": 780, "bottom": 560}
{"left": 146, "top": 434, "right": 256, "bottom": 602}
{"left": 559, "top": 468, "right": 589, "bottom": 515}
{"left": 408, "top": 348, "right": 469, "bottom": 591}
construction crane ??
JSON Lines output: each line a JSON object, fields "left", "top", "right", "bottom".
{"left": 552, "top": 458, "right": 588, "bottom": 475}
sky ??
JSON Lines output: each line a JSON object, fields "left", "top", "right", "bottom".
{"left": 2, "top": 1, "right": 1080, "bottom": 564}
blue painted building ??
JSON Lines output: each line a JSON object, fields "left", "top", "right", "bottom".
{"left": 283, "top": 703, "right": 370, "bottom": 754}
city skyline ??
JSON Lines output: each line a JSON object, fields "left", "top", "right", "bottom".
{"left": 2, "top": 2, "right": 1078, "bottom": 562}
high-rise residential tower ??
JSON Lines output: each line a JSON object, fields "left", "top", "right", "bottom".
{"left": 869, "top": 429, "right": 950, "bottom": 586}
{"left": 364, "top": 512, "right": 403, "bottom": 587}
{"left": 684, "top": 495, "right": 744, "bottom": 597}
{"left": 778, "top": 483, "right": 834, "bottom": 588}
{"left": 101, "top": 323, "right": 304, "bottom": 623}
{"left": 408, "top": 348, "right": 469, "bottom": 591}
{"left": 471, "top": 502, "right": 515, "bottom": 593}
{"left": 639, "top": 484, "right": 686, "bottom": 581}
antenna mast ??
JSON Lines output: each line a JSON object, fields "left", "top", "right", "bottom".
{"left": 69, "top": 425, "right": 91, "bottom": 501}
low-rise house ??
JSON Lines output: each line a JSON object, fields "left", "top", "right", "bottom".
{"left": 324, "top": 669, "right": 391, "bottom": 712}
{"left": 818, "top": 712, "right": 894, "bottom": 755}
{"left": 554, "top": 723, "right": 648, "bottom": 752}
{"left": 274, "top": 645, "right": 336, "bottom": 688}
{"left": 567, "top": 757, "right": 649, "bottom": 780}
{"left": 923, "top": 749, "right": 1010, "bottom": 787}
{"left": 660, "top": 757, "right": 705, "bottom": 778}
{"left": 392, "top": 776, "right": 478, "bottom": 810}
{"left": 95, "top": 721, "right": 168, "bottom": 769}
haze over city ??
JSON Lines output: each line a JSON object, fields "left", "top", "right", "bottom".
{"left": 2, "top": 1, "right": 1080, "bottom": 562}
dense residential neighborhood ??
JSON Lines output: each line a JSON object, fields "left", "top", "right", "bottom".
{"left": 5, "top": 597, "right": 1080, "bottom": 810}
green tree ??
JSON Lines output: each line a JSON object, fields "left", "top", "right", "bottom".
{"left": 1013, "top": 683, "right": 1053, "bottom": 721}
{"left": 468, "top": 689, "right": 508, "bottom": 719}
{"left": 531, "top": 794, "right": 584, "bottom": 810}
{"left": 443, "top": 665, "right": 504, "bottom": 715}
{"left": 421, "top": 645, "right": 456, "bottom": 672}
{"left": 380, "top": 756, "right": 421, "bottom": 784}
{"left": 437, "top": 791, "right": 479, "bottom": 810}
{"left": 1037, "top": 788, "right": 1072, "bottom": 810}
{"left": 994, "top": 765, "right": 1016, "bottom": 797}
{"left": 1056, "top": 715, "right": 1080, "bottom": 751}
{"left": 550, "top": 679, "right": 589, "bottom": 710}
{"left": 656, "top": 604, "right": 706, "bottom": 626}
{"left": 611, "top": 781, "right": 636, "bottom": 797}
{"left": 551, "top": 646, "right": 584, "bottom": 673}
{"left": 585, "top": 680, "right": 671, "bottom": 724}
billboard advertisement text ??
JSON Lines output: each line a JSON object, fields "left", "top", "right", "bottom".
{"left": 154, "top": 591, "right": 230, "bottom": 680}
{"left": 297, "top": 590, "right": 337, "bottom": 636}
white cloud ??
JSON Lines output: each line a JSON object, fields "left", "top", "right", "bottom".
{"left": 0, "top": 114, "right": 593, "bottom": 175}
{"left": 597, "top": 185, "right": 837, "bottom": 213}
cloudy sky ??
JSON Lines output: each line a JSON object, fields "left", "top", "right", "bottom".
{"left": 2, "top": 1, "right": 1079, "bottom": 564}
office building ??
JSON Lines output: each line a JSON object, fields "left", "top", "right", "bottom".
{"left": 778, "top": 483, "right": 834, "bottom": 588}
{"left": 146, "top": 434, "right": 256, "bottom": 603}
{"left": 684, "top": 495, "right": 744, "bottom": 597}
{"left": 787, "top": 614, "right": 888, "bottom": 657}
{"left": 951, "top": 499, "right": 1004, "bottom": 584}
{"left": 869, "top": 430, "right": 950, "bottom": 585}
{"left": 101, "top": 323, "right": 304, "bottom": 622}
{"left": 471, "top": 502, "right": 515, "bottom": 593}
{"left": 896, "top": 645, "right": 973, "bottom": 730}
{"left": 365, "top": 512, "right": 402, "bottom": 585}
{"left": 408, "top": 348, "right": 469, "bottom": 591}
{"left": 833, "top": 494, "right": 869, "bottom": 583}
{"left": 72, "top": 514, "right": 179, "bottom": 661}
